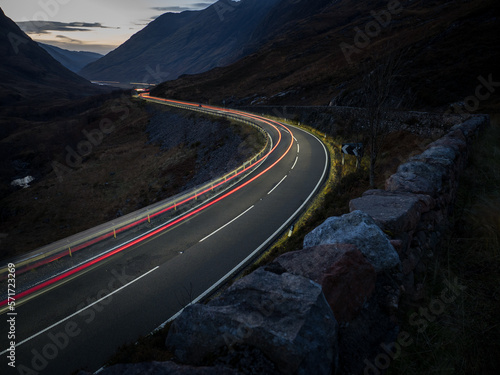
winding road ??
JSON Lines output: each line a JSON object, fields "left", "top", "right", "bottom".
{"left": 0, "top": 96, "right": 329, "bottom": 375}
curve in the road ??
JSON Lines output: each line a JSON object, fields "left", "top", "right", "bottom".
{"left": 0, "top": 97, "right": 288, "bottom": 311}
{"left": 0, "top": 97, "right": 329, "bottom": 375}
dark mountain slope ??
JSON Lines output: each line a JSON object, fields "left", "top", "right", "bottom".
{"left": 81, "top": 0, "right": 283, "bottom": 83}
{"left": 0, "top": 8, "right": 105, "bottom": 108}
{"left": 39, "top": 43, "right": 102, "bottom": 73}
{"left": 80, "top": 0, "right": 334, "bottom": 84}
{"left": 151, "top": 0, "right": 500, "bottom": 111}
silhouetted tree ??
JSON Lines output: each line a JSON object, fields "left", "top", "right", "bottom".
{"left": 361, "top": 46, "right": 412, "bottom": 187}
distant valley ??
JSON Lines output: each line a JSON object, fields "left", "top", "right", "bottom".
{"left": 38, "top": 43, "right": 102, "bottom": 74}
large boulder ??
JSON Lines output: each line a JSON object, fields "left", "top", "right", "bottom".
{"left": 411, "top": 145, "right": 458, "bottom": 170}
{"left": 385, "top": 160, "right": 446, "bottom": 197}
{"left": 450, "top": 115, "right": 488, "bottom": 138}
{"left": 272, "top": 244, "right": 376, "bottom": 322}
{"left": 425, "top": 130, "right": 467, "bottom": 154}
{"left": 166, "top": 268, "right": 339, "bottom": 375}
{"left": 303, "top": 211, "right": 400, "bottom": 272}
{"left": 349, "top": 190, "right": 434, "bottom": 235}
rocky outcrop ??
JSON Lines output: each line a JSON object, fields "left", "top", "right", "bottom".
{"left": 350, "top": 190, "right": 434, "bottom": 235}
{"left": 272, "top": 244, "right": 376, "bottom": 322}
{"left": 166, "top": 268, "right": 339, "bottom": 375}
{"left": 303, "top": 210, "right": 401, "bottom": 273}
{"left": 270, "top": 244, "right": 399, "bottom": 374}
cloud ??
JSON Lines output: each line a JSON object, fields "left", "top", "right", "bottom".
{"left": 55, "top": 35, "right": 84, "bottom": 45}
{"left": 34, "top": 37, "right": 117, "bottom": 54}
{"left": 151, "top": 2, "right": 215, "bottom": 13}
{"left": 17, "top": 21, "right": 117, "bottom": 34}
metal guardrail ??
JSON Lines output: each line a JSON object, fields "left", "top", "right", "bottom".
{"left": 0, "top": 98, "right": 272, "bottom": 280}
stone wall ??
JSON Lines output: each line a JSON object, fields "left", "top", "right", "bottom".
{"left": 93, "top": 115, "right": 489, "bottom": 375}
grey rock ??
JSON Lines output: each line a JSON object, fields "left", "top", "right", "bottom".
{"left": 166, "top": 268, "right": 338, "bottom": 375}
{"left": 411, "top": 146, "right": 458, "bottom": 169}
{"left": 385, "top": 160, "right": 446, "bottom": 197}
{"left": 450, "top": 115, "right": 488, "bottom": 138}
{"left": 213, "top": 344, "right": 280, "bottom": 375}
{"left": 427, "top": 131, "right": 467, "bottom": 154}
{"left": 95, "top": 361, "right": 240, "bottom": 375}
{"left": 272, "top": 244, "right": 376, "bottom": 322}
{"left": 303, "top": 210, "right": 400, "bottom": 272}
{"left": 146, "top": 107, "right": 254, "bottom": 188}
{"left": 349, "top": 190, "right": 434, "bottom": 234}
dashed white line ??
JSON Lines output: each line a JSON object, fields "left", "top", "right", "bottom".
{"left": 0, "top": 266, "right": 160, "bottom": 355}
{"left": 291, "top": 156, "right": 298, "bottom": 170}
{"left": 267, "top": 175, "right": 287, "bottom": 195}
{"left": 297, "top": 143, "right": 300, "bottom": 153}
{"left": 199, "top": 205, "right": 254, "bottom": 242}
{"left": 153, "top": 120, "right": 330, "bottom": 339}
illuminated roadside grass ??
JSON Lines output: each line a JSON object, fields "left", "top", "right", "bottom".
{"left": 101, "top": 111, "right": 436, "bottom": 369}
{"left": 244, "top": 114, "right": 368, "bottom": 274}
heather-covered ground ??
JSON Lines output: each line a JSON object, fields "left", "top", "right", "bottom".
{"left": 0, "top": 96, "right": 264, "bottom": 260}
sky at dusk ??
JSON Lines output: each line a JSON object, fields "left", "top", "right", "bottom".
{"left": 1, "top": 0, "right": 219, "bottom": 54}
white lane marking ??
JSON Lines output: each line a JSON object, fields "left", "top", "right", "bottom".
{"left": 153, "top": 122, "right": 329, "bottom": 336}
{"left": 293, "top": 137, "right": 297, "bottom": 142}
{"left": 0, "top": 266, "right": 159, "bottom": 355}
{"left": 291, "top": 156, "right": 298, "bottom": 170}
{"left": 17, "top": 145, "right": 271, "bottom": 299}
{"left": 297, "top": 143, "right": 300, "bottom": 153}
{"left": 199, "top": 205, "right": 254, "bottom": 243}
{"left": 267, "top": 175, "right": 287, "bottom": 195}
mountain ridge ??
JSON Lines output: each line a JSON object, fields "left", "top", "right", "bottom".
{"left": 80, "top": 0, "right": 334, "bottom": 84}
{"left": 0, "top": 7, "right": 106, "bottom": 108}
{"left": 151, "top": 0, "right": 500, "bottom": 112}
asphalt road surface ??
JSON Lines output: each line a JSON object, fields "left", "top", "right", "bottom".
{"left": 0, "top": 97, "right": 329, "bottom": 375}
